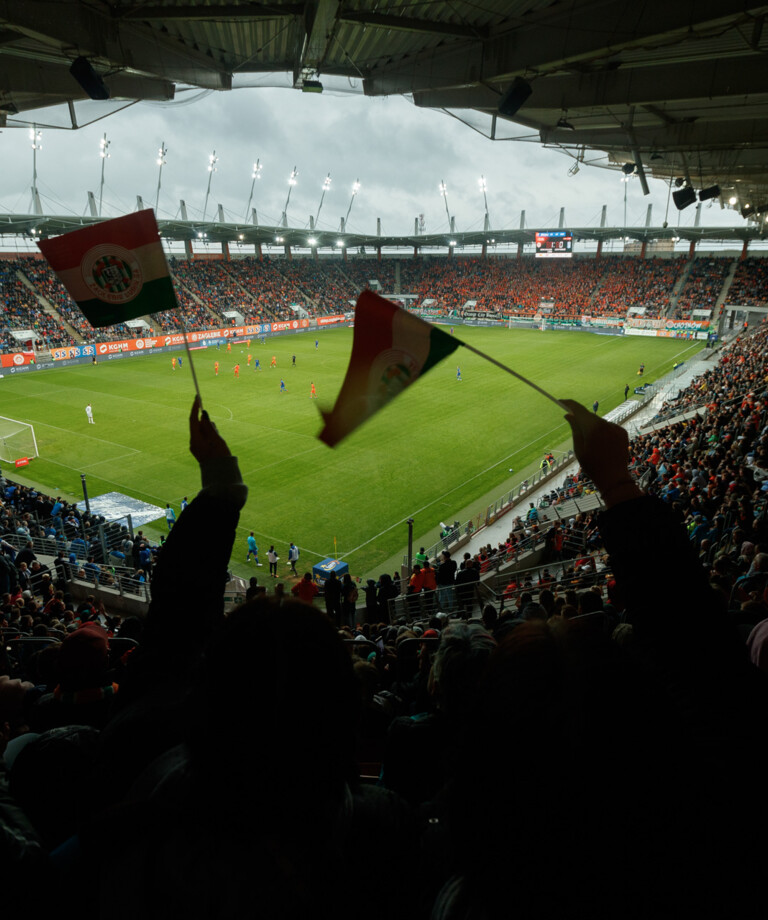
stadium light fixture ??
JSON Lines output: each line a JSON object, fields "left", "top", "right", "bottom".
{"left": 439, "top": 180, "right": 452, "bottom": 228}
{"left": 98, "top": 133, "right": 111, "bottom": 217}
{"left": 202, "top": 150, "right": 218, "bottom": 222}
{"left": 244, "top": 158, "right": 262, "bottom": 222}
{"left": 343, "top": 179, "right": 360, "bottom": 230}
{"left": 315, "top": 172, "right": 332, "bottom": 225}
{"left": 29, "top": 126, "right": 42, "bottom": 215}
{"left": 729, "top": 196, "right": 738, "bottom": 205}
{"left": 336, "top": 239, "right": 344, "bottom": 248}
{"left": 479, "top": 175, "right": 490, "bottom": 229}
{"left": 308, "top": 237, "right": 317, "bottom": 247}
{"left": 155, "top": 141, "right": 167, "bottom": 214}
{"left": 281, "top": 166, "right": 298, "bottom": 227}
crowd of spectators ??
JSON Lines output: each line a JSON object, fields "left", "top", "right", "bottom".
{"left": 674, "top": 255, "right": 732, "bottom": 318}
{"left": 0, "top": 260, "right": 75, "bottom": 349}
{"left": 725, "top": 255, "right": 768, "bottom": 307}
{"left": 2, "top": 253, "right": 755, "bottom": 353}
{"left": 591, "top": 255, "right": 687, "bottom": 317}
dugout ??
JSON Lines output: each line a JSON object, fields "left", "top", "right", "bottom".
{"left": 312, "top": 557, "right": 349, "bottom": 590}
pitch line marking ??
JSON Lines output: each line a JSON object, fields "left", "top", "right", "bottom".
{"left": 21, "top": 419, "right": 142, "bottom": 454}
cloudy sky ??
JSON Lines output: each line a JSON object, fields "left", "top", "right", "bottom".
{"left": 0, "top": 86, "right": 751, "bottom": 247}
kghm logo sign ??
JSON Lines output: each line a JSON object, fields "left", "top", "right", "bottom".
{"left": 81, "top": 244, "right": 143, "bottom": 304}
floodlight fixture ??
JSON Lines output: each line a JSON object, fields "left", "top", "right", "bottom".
{"left": 308, "top": 237, "right": 317, "bottom": 246}
{"left": 449, "top": 239, "right": 457, "bottom": 246}
{"left": 439, "top": 179, "right": 452, "bottom": 228}
{"left": 244, "top": 158, "right": 262, "bottom": 222}
{"left": 155, "top": 141, "right": 167, "bottom": 213}
{"left": 729, "top": 196, "right": 738, "bottom": 205}
{"left": 98, "top": 132, "right": 111, "bottom": 216}
{"left": 202, "top": 150, "right": 218, "bottom": 221}
{"left": 315, "top": 171, "right": 332, "bottom": 224}
{"left": 343, "top": 179, "right": 360, "bottom": 228}
{"left": 282, "top": 166, "right": 298, "bottom": 226}
{"left": 29, "top": 125, "right": 42, "bottom": 214}
{"left": 621, "top": 162, "right": 635, "bottom": 175}
{"left": 336, "top": 239, "right": 344, "bottom": 247}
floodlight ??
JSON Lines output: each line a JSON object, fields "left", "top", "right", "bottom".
{"left": 336, "top": 240, "right": 344, "bottom": 247}
{"left": 698, "top": 185, "right": 720, "bottom": 201}
{"left": 308, "top": 237, "right": 317, "bottom": 246}
{"left": 621, "top": 162, "right": 635, "bottom": 175}
{"left": 729, "top": 196, "right": 738, "bottom": 205}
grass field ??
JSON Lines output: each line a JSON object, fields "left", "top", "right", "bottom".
{"left": 0, "top": 327, "right": 701, "bottom": 577}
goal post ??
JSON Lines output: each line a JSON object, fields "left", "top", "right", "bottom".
{"left": 0, "top": 416, "right": 39, "bottom": 464}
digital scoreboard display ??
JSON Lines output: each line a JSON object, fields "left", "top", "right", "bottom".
{"left": 535, "top": 230, "right": 573, "bottom": 258}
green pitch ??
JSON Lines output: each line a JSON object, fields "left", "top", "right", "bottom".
{"left": 0, "top": 328, "right": 700, "bottom": 577}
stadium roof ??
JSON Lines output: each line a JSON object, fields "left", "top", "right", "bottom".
{"left": 2, "top": 2, "right": 768, "bottom": 218}
{"left": 4, "top": 212, "right": 762, "bottom": 250}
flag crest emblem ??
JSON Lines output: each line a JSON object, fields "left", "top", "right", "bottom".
{"left": 83, "top": 245, "right": 143, "bottom": 303}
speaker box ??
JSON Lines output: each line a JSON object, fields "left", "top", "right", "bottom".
{"left": 498, "top": 77, "right": 532, "bottom": 117}
{"left": 673, "top": 186, "right": 697, "bottom": 210}
{"left": 69, "top": 57, "right": 110, "bottom": 100}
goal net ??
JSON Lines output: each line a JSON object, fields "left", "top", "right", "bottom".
{"left": 0, "top": 416, "right": 39, "bottom": 464}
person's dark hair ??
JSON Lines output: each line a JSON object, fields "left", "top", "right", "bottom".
{"left": 188, "top": 597, "right": 360, "bottom": 831}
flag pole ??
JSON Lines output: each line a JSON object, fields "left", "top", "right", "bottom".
{"left": 459, "top": 341, "right": 567, "bottom": 410}
{"left": 178, "top": 313, "right": 203, "bottom": 407}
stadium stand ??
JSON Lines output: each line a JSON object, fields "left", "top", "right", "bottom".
{"left": 725, "top": 256, "right": 768, "bottom": 307}
{"left": 674, "top": 256, "right": 732, "bottom": 318}
{"left": 3, "top": 254, "right": 733, "bottom": 350}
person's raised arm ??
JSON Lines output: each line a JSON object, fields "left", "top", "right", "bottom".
{"left": 561, "top": 398, "right": 727, "bottom": 652}
{"left": 143, "top": 397, "right": 247, "bottom": 654}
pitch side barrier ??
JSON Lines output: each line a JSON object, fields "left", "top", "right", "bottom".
{"left": 406, "top": 449, "right": 581, "bottom": 566}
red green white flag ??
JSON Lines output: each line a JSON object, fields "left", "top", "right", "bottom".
{"left": 37, "top": 209, "right": 176, "bottom": 328}
{"left": 318, "top": 290, "right": 460, "bottom": 447}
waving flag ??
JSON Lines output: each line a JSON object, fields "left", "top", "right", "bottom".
{"left": 37, "top": 209, "right": 176, "bottom": 327}
{"left": 318, "top": 290, "right": 459, "bottom": 447}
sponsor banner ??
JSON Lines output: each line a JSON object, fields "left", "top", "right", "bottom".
{"left": 625, "top": 327, "right": 658, "bottom": 337}
{"left": 627, "top": 317, "right": 664, "bottom": 330}
{"left": 270, "top": 318, "right": 310, "bottom": 332}
{"left": 14, "top": 457, "right": 30, "bottom": 468}
{"left": 1, "top": 352, "right": 36, "bottom": 367}
{"left": 667, "top": 318, "right": 711, "bottom": 331}
{"left": 49, "top": 345, "right": 97, "bottom": 361}
{"left": 43, "top": 318, "right": 336, "bottom": 361}
{"left": 584, "top": 317, "right": 625, "bottom": 327}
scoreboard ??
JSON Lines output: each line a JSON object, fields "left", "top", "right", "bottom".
{"left": 535, "top": 230, "right": 573, "bottom": 258}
